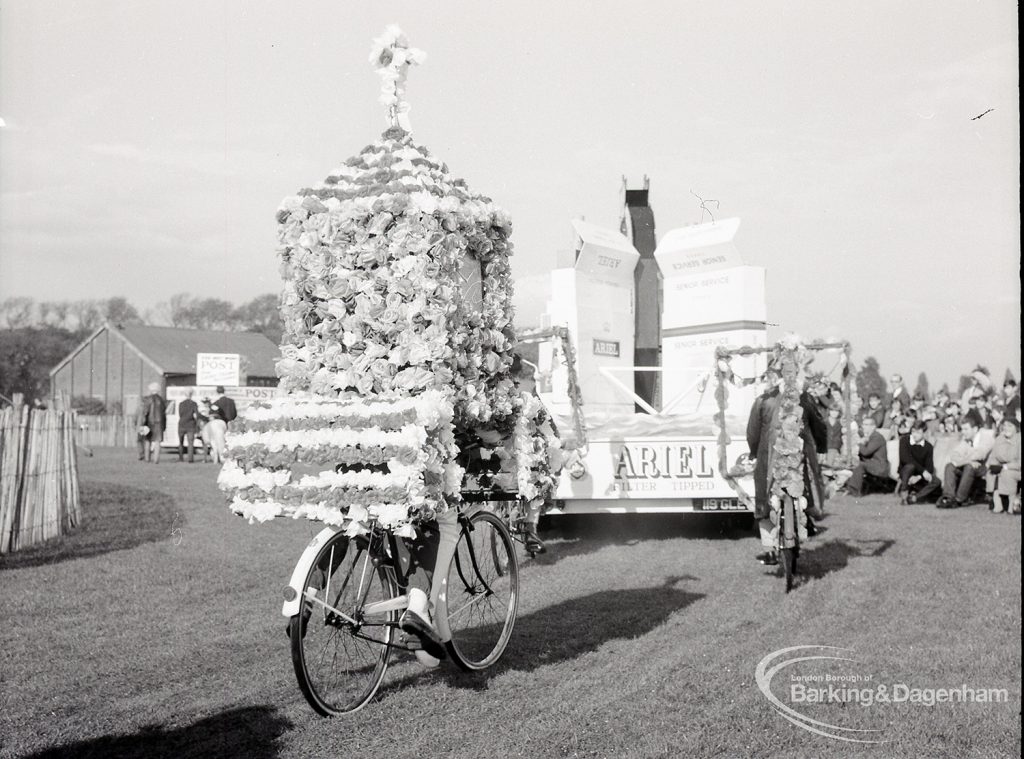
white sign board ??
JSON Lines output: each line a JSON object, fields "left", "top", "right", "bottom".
{"left": 196, "top": 353, "right": 240, "bottom": 387}
{"left": 544, "top": 267, "right": 636, "bottom": 415}
{"left": 553, "top": 437, "right": 754, "bottom": 503}
{"left": 571, "top": 219, "right": 640, "bottom": 281}
{"left": 654, "top": 217, "right": 744, "bottom": 277}
{"left": 661, "top": 266, "right": 767, "bottom": 328}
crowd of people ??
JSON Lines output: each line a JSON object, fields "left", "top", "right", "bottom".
{"left": 136, "top": 384, "right": 238, "bottom": 464}
{"left": 838, "top": 368, "right": 1021, "bottom": 513}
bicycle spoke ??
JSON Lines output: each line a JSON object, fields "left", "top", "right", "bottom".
{"left": 291, "top": 532, "right": 396, "bottom": 715}
{"left": 445, "top": 512, "right": 518, "bottom": 671}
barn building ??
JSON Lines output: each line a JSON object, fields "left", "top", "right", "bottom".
{"left": 49, "top": 324, "right": 280, "bottom": 415}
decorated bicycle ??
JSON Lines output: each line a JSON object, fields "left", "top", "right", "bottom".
{"left": 716, "top": 335, "right": 850, "bottom": 591}
{"left": 217, "top": 28, "right": 564, "bottom": 715}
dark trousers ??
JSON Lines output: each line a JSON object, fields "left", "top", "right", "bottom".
{"left": 178, "top": 431, "right": 197, "bottom": 462}
{"left": 899, "top": 464, "right": 941, "bottom": 501}
{"left": 137, "top": 434, "right": 147, "bottom": 460}
{"left": 846, "top": 465, "right": 894, "bottom": 497}
{"left": 942, "top": 462, "right": 980, "bottom": 503}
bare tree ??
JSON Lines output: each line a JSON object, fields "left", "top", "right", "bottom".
{"left": 104, "top": 296, "right": 143, "bottom": 327}
{"left": 169, "top": 293, "right": 198, "bottom": 327}
{"left": 69, "top": 300, "right": 104, "bottom": 332}
{"left": 0, "top": 297, "right": 36, "bottom": 329}
{"left": 145, "top": 301, "right": 174, "bottom": 326}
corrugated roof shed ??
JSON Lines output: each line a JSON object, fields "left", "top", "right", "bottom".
{"left": 117, "top": 325, "right": 280, "bottom": 377}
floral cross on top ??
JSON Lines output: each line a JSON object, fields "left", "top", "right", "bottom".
{"left": 369, "top": 25, "right": 426, "bottom": 132}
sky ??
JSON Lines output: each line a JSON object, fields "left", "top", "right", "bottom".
{"left": 0, "top": 0, "right": 1019, "bottom": 389}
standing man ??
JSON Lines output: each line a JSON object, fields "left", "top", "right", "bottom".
{"left": 142, "top": 382, "right": 167, "bottom": 464}
{"left": 746, "top": 371, "right": 826, "bottom": 564}
{"left": 845, "top": 416, "right": 891, "bottom": 497}
{"left": 177, "top": 389, "right": 200, "bottom": 463}
{"left": 937, "top": 417, "right": 993, "bottom": 508}
{"left": 213, "top": 386, "right": 237, "bottom": 426}
{"left": 898, "top": 421, "right": 939, "bottom": 503}
{"left": 889, "top": 374, "right": 911, "bottom": 413}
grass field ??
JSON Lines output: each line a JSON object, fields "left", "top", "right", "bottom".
{"left": 0, "top": 448, "right": 1020, "bottom": 759}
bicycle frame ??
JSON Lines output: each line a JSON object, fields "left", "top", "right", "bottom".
{"left": 282, "top": 512, "right": 499, "bottom": 649}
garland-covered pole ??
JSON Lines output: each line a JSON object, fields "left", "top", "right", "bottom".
{"left": 842, "top": 342, "right": 852, "bottom": 464}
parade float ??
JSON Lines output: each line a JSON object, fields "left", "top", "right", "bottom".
{"left": 532, "top": 185, "right": 852, "bottom": 515}
{"left": 218, "top": 27, "right": 562, "bottom": 536}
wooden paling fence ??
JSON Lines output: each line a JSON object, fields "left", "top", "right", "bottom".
{"left": 75, "top": 414, "right": 137, "bottom": 448}
{"left": 0, "top": 395, "right": 82, "bottom": 554}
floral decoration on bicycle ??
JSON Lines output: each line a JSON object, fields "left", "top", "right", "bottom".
{"left": 218, "top": 27, "right": 563, "bottom": 535}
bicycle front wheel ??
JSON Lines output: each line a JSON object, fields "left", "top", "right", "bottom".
{"left": 290, "top": 531, "right": 397, "bottom": 716}
{"left": 444, "top": 510, "right": 519, "bottom": 671}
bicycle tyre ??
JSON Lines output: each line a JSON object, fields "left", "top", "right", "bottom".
{"left": 444, "top": 510, "right": 519, "bottom": 671}
{"left": 782, "top": 546, "right": 796, "bottom": 592}
{"left": 290, "top": 531, "right": 398, "bottom": 716}
{"left": 780, "top": 494, "right": 798, "bottom": 593}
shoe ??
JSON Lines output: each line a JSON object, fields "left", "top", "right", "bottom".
{"left": 806, "top": 504, "right": 825, "bottom": 520}
{"left": 522, "top": 525, "right": 547, "bottom": 555}
{"left": 806, "top": 520, "right": 818, "bottom": 537}
{"left": 399, "top": 608, "right": 446, "bottom": 661}
{"left": 756, "top": 551, "right": 779, "bottom": 566}
{"left": 907, "top": 493, "right": 919, "bottom": 505}
{"left": 936, "top": 496, "right": 952, "bottom": 509}
{"left": 953, "top": 499, "right": 966, "bottom": 509}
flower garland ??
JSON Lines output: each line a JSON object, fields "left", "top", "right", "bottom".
{"left": 221, "top": 29, "right": 563, "bottom": 535}
{"left": 768, "top": 335, "right": 808, "bottom": 499}
{"left": 219, "top": 390, "right": 462, "bottom": 535}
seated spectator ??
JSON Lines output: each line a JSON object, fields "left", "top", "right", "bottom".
{"left": 934, "top": 388, "right": 951, "bottom": 410}
{"left": 944, "top": 400, "right": 962, "bottom": 423}
{"left": 863, "top": 393, "right": 886, "bottom": 428}
{"left": 937, "top": 417, "right": 993, "bottom": 508}
{"left": 921, "top": 406, "right": 943, "bottom": 441}
{"left": 845, "top": 416, "right": 893, "bottom": 497}
{"left": 825, "top": 406, "right": 844, "bottom": 467}
{"left": 961, "top": 367, "right": 993, "bottom": 407}
{"left": 1003, "top": 378, "right": 1020, "bottom": 419}
{"left": 941, "top": 415, "right": 960, "bottom": 435}
{"left": 897, "top": 421, "right": 940, "bottom": 504}
{"left": 986, "top": 418, "right": 1020, "bottom": 514}
{"left": 967, "top": 395, "right": 995, "bottom": 429}
{"left": 882, "top": 398, "right": 904, "bottom": 440}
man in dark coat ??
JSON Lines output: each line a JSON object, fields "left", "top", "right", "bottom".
{"left": 214, "top": 386, "right": 238, "bottom": 425}
{"left": 845, "top": 416, "right": 892, "bottom": 496}
{"left": 142, "top": 382, "right": 167, "bottom": 464}
{"left": 897, "top": 421, "right": 939, "bottom": 503}
{"left": 746, "top": 382, "right": 828, "bottom": 521}
{"left": 177, "top": 389, "right": 201, "bottom": 463}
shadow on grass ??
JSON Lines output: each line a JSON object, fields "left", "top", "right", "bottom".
{"left": 0, "top": 481, "right": 180, "bottom": 571}
{"left": 20, "top": 705, "right": 291, "bottom": 759}
{"left": 797, "top": 537, "right": 895, "bottom": 582}
{"left": 385, "top": 577, "right": 704, "bottom": 694}
{"left": 531, "top": 512, "right": 756, "bottom": 567}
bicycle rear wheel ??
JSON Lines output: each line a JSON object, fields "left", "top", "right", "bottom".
{"left": 445, "top": 510, "right": 519, "bottom": 671}
{"left": 290, "top": 532, "right": 398, "bottom": 716}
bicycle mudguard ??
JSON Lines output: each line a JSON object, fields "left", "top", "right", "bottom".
{"left": 282, "top": 525, "right": 342, "bottom": 618}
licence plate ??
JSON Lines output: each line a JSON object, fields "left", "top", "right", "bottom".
{"left": 693, "top": 498, "right": 745, "bottom": 511}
